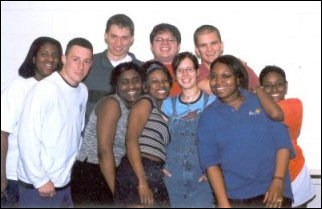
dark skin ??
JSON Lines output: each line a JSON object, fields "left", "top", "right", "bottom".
{"left": 126, "top": 70, "right": 170, "bottom": 207}
{"left": 208, "top": 62, "right": 290, "bottom": 208}
{"left": 1, "top": 43, "right": 60, "bottom": 197}
{"left": 97, "top": 69, "right": 143, "bottom": 194}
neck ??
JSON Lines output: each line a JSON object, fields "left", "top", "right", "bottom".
{"left": 107, "top": 51, "right": 127, "bottom": 62}
{"left": 222, "top": 91, "right": 243, "bottom": 110}
{"left": 181, "top": 87, "right": 201, "bottom": 103}
{"left": 201, "top": 60, "right": 211, "bottom": 70}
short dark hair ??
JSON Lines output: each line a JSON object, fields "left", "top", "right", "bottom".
{"left": 150, "top": 23, "right": 181, "bottom": 44}
{"left": 172, "top": 51, "right": 199, "bottom": 74}
{"left": 210, "top": 55, "right": 249, "bottom": 89}
{"left": 19, "top": 36, "right": 63, "bottom": 78}
{"left": 259, "top": 65, "right": 287, "bottom": 85}
{"left": 110, "top": 62, "right": 144, "bottom": 92}
{"left": 141, "top": 60, "right": 173, "bottom": 88}
{"left": 194, "top": 25, "right": 222, "bottom": 46}
{"left": 105, "top": 14, "right": 134, "bottom": 36}
{"left": 65, "top": 37, "right": 93, "bottom": 57}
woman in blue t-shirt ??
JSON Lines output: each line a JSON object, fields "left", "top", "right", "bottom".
{"left": 197, "top": 55, "right": 294, "bottom": 208}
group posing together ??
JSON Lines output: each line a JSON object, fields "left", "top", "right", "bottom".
{"left": 1, "top": 14, "right": 315, "bottom": 208}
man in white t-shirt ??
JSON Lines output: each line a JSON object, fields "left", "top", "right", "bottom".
{"left": 16, "top": 38, "right": 93, "bottom": 208}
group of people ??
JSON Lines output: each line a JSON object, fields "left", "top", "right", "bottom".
{"left": 1, "top": 13, "right": 315, "bottom": 208}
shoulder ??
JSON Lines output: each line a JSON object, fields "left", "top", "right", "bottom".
{"left": 96, "top": 96, "right": 120, "bottom": 116}
{"left": 128, "top": 52, "right": 143, "bottom": 66}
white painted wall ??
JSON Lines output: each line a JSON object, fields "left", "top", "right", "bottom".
{"left": 1, "top": 0, "right": 321, "bottom": 182}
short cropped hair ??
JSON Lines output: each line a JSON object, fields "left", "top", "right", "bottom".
{"left": 259, "top": 65, "right": 287, "bottom": 85}
{"left": 194, "top": 25, "right": 222, "bottom": 46}
{"left": 172, "top": 51, "right": 199, "bottom": 74}
{"left": 150, "top": 23, "right": 181, "bottom": 44}
{"left": 105, "top": 14, "right": 134, "bottom": 36}
{"left": 65, "top": 37, "right": 93, "bottom": 57}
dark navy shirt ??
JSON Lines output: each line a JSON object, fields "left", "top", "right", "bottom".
{"left": 197, "top": 89, "right": 294, "bottom": 200}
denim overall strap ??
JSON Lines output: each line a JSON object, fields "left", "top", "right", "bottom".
{"left": 165, "top": 92, "right": 213, "bottom": 208}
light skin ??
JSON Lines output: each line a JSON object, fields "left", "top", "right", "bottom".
{"left": 208, "top": 63, "right": 289, "bottom": 208}
{"left": 105, "top": 25, "right": 134, "bottom": 61}
{"left": 151, "top": 31, "right": 180, "bottom": 65}
{"left": 60, "top": 45, "right": 93, "bottom": 87}
{"left": 97, "top": 69, "right": 143, "bottom": 194}
{"left": 1, "top": 43, "right": 60, "bottom": 197}
{"left": 195, "top": 31, "right": 223, "bottom": 94}
{"left": 126, "top": 70, "right": 170, "bottom": 207}
{"left": 39, "top": 45, "right": 93, "bottom": 198}
{"left": 163, "top": 57, "right": 208, "bottom": 182}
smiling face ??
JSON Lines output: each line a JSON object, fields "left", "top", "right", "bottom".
{"left": 61, "top": 45, "right": 93, "bottom": 87}
{"left": 261, "top": 72, "right": 287, "bottom": 102}
{"left": 209, "top": 62, "right": 239, "bottom": 103}
{"left": 151, "top": 31, "right": 180, "bottom": 65}
{"left": 145, "top": 69, "right": 170, "bottom": 102}
{"left": 33, "top": 43, "right": 61, "bottom": 80}
{"left": 116, "top": 69, "right": 143, "bottom": 107}
{"left": 195, "top": 31, "right": 224, "bottom": 68}
{"left": 105, "top": 25, "right": 134, "bottom": 61}
{"left": 175, "top": 58, "right": 198, "bottom": 90}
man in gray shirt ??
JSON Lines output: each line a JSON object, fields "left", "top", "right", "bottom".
{"left": 83, "top": 14, "right": 143, "bottom": 121}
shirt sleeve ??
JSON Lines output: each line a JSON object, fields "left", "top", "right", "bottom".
{"left": 271, "top": 121, "right": 295, "bottom": 159}
{"left": 278, "top": 99, "right": 302, "bottom": 136}
{"left": 18, "top": 84, "right": 51, "bottom": 188}
{"left": 161, "top": 97, "right": 173, "bottom": 117}
{"left": 197, "top": 108, "right": 221, "bottom": 171}
{"left": 1, "top": 78, "right": 24, "bottom": 133}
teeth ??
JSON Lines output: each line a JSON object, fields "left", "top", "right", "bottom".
{"left": 158, "top": 90, "right": 166, "bottom": 93}
{"left": 128, "top": 91, "right": 136, "bottom": 96}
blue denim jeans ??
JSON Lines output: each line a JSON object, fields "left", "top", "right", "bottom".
{"left": 165, "top": 98, "right": 213, "bottom": 208}
{"left": 1, "top": 180, "right": 19, "bottom": 208}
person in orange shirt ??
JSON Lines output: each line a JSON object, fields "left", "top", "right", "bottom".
{"left": 259, "top": 65, "right": 316, "bottom": 208}
{"left": 150, "top": 23, "right": 182, "bottom": 96}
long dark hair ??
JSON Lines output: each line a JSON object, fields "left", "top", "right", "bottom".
{"left": 18, "top": 37, "right": 62, "bottom": 78}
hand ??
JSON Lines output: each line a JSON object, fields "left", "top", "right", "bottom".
{"left": 1, "top": 177, "right": 8, "bottom": 198}
{"left": 162, "top": 169, "right": 172, "bottom": 178}
{"left": 263, "top": 178, "right": 284, "bottom": 208}
{"left": 198, "top": 174, "right": 208, "bottom": 182}
{"left": 138, "top": 184, "right": 154, "bottom": 207}
{"left": 38, "top": 181, "right": 56, "bottom": 198}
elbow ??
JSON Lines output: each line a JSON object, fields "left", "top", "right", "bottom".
{"left": 269, "top": 111, "right": 284, "bottom": 122}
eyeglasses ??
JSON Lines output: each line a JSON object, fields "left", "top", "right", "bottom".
{"left": 153, "top": 37, "right": 177, "bottom": 44}
{"left": 262, "top": 82, "right": 286, "bottom": 90}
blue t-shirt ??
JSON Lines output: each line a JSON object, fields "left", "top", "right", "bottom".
{"left": 162, "top": 92, "right": 216, "bottom": 118}
{"left": 197, "top": 89, "right": 294, "bottom": 200}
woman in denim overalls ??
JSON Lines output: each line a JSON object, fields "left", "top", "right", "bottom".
{"left": 162, "top": 52, "right": 215, "bottom": 208}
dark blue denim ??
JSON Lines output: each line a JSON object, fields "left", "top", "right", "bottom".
{"left": 114, "top": 156, "right": 170, "bottom": 207}
{"left": 1, "top": 180, "right": 19, "bottom": 208}
{"left": 164, "top": 96, "right": 213, "bottom": 208}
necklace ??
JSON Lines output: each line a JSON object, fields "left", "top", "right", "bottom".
{"left": 180, "top": 89, "right": 201, "bottom": 104}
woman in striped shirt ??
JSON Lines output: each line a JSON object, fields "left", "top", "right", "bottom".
{"left": 114, "top": 60, "right": 172, "bottom": 207}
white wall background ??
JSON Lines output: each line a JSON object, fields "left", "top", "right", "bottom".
{"left": 1, "top": 1, "right": 321, "bottom": 172}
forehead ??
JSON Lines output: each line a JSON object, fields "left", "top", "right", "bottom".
{"left": 211, "top": 62, "right": 232, "bottom": 73}
{"left": 119, "top": 69, "right": 140, "bottom": 79}
{"left": 38, "top": 43, "right": 58, "bottom": 51}
{"left": 197, "top": 31, "right": 220, "bottom": 42}
{"left": 263, "top": 71, "right": 284, "bottom": 81}
{"left": 67, "top": 45, "right": 92, "bottom": 59}
{"left": 106, "top": 24, "right": 131, "bottom": 36}
{"left": 155, "top": 31, "right": 175, "bottom": 38}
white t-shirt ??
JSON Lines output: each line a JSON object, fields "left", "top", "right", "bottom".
{"left": 110, "top": 54, "right": 132, "bottom": 67}
{"left": 17, "top": 72, "right": 88, "bottom": 188}
{"left": 1, "top": 76, "right": 38, "bottom": 180}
